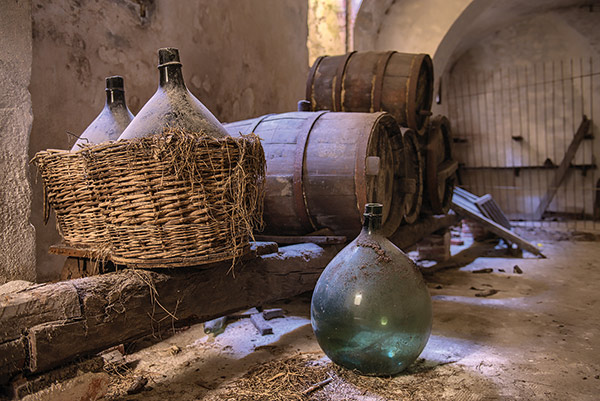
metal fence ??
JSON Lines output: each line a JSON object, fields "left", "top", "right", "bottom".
{"left": 446, "top": 56, "right": 600, "bottom": 231}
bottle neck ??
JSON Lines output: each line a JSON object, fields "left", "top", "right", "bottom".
{"left": 159, "top": 64, "right": 185, "bottom": 88}
{"left": 362, "top": 214, "right": 382, "bottom": 235}
{"left": 106, "top": 89, "right": 126, "bottom": 107}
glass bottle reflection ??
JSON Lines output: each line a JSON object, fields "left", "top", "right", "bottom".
{"left": 311, "top": 203, "right": 432, "bottom": 376}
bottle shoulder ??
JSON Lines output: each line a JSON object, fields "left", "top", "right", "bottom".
{"left": 72, "top": 105, "right": 132, "bottom": 149}
{"left": 323, "top": 231, "right": 421, "bottom": 276}
{"left": 118, "top": 86, "right": 229, "bottom": 140}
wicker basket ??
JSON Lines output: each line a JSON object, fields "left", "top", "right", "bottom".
{"left": 32, "top": 149, "right": 109, "bottom": 250}
{"left": 81, "top": 130, "right": 265, "bottom": 265}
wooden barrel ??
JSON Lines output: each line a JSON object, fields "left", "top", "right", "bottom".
{"left": 306, "top": 51, "right": 434, "bottom": 133}
{"left": 423, "top": 115, "right": 458, "bottom": 214}
{"left": 401, "top": 128, "right": 423, "bottom": 224}
{"left": 224, "top": 111, "right": 409, "bottom": 238}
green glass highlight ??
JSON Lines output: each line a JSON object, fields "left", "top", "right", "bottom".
{"left": 311, "top": 203, "right": 432, "bottom": 376}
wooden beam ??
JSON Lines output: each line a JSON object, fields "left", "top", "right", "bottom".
{"left": 389, "top": 213, "right": 460, "bottom": 250}
{"left": 253, "top": 235, "right": 347, "bottom": 245}
{"left": 533, "top": 116, "right": 591, "bottom": 220}
{"left": 0, "top": 282, "right": 81, "bottom": 343}
{"left": 1, "top": 243, "right": 341, "bottom": 380}
{"left": 28, "top": 320, "right": 89, "bottom": 373}
{"left": 0, "top": 339, "right": 26, "bottom": 383}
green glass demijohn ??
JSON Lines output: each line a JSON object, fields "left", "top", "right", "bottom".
{"left": 311, "top": 203, "right": 432, "bottom": 376}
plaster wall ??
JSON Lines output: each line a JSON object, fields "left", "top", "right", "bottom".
{"left": 353, "top": 0, "right": 394, "bottom": 51}
{"left": 354, "top": 0, "right": 598, "bottom": 220}
{"left": 446, "top": 7, "right": 600, "bottom": 219}
{"left": 373, "top": 0, "right": 471, "bottom": 58}
{"left": 29, "top": 0, "right": 309, "bottom": 281}
{"left": 0, "top": 0, "right": 37, "bottom": 284}
{"left": 308, "top": 0, "right": 347, "bottom": 65}
{"left": 354, "top": 0, "right": 589, "bottom": 113}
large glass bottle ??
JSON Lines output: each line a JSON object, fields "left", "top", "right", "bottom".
{"left": 71, "top": 76, "right": 134, "bottom": 150}
{"left": 118, "top": 47, "right": 229, "bottom": 140}
{"left": 311, "top": 203, "right": 432, "bottom": 376}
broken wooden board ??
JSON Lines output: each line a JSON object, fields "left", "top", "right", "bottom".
{"left": 454, "top": 187, "right": 511, "bottom": 230}
{"left": 1, "top": 243, "right": 341, "bottom": 380}
{"left": 48, "top": 244, "right": 103, "bottom": 259}
{"left": 474, "top": 194, "right": 511, "bottom": 230}
{"left": 451, "top": 199, "right": 545, "bottom": 258}
{"left": 533, "top": 115, "right": 591, "bottom": 220}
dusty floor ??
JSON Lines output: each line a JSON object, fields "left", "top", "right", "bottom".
{"left": 105, "top": 226, "right": 600, "bottom": 400}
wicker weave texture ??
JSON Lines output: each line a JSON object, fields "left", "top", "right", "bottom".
{"left": 33, "top": 149, "right": 109, "bottom": 249}
{"left": 82, "top": 131, "right": 265, "bottom": 263}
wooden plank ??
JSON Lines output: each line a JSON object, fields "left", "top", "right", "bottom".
{"left": 1, "top": 243, "right": 340, "bottom": 379}
{"left": 455, "top": 187, "right": 512, "bottom": 230}
{"left": 262, "top": 308, "right": 284, "bottom": 320}
{"left": 451, "top": 200, "right": 545, "bottom": 257}
{"left": 253, "top": 235, "right": 347, "bottom": 245}
{"left": 474, "top": 194, "right": 512, "bottom": 229}
{"left": 533, "top": 116, "right": 591, "bottom": 220}
{"left": 389, "top": 213, "right": 460, "bottom": 250}
{"left": 50, "top": 242, "right": 278, "bottom": 268}
{"left": 250, "top": 313, "right": 273, "bottom": 335}
{"left": 48, "top": 244, "right": 100, "bottom": 258}
{"left": 0, "top": 338, "right": 27, "bottom": 384}
{"left": 0, "top": 282, "right": 81, "bottom": 342}
{"left": 454, "top": 186, "right": 478, "bottom": 201}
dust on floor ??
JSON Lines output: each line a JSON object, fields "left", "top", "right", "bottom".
{"left": 105, "top": 231, "right": 600, "bottom": 401}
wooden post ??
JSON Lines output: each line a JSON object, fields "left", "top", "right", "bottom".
{"left": 533, "top": 116, "right": 591, "bottom": 220}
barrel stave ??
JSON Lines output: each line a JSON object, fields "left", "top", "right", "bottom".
{"left": 307, "top": 51, "right": 434, "bottom": 132}
{"left": 224, "top": 111, "right": 406, "bottom": 237}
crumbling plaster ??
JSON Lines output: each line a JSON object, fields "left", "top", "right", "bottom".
{"left": 28, "top": 0, "right": 309, "bottom": 281}
{"left": 307, "top": 0, "right": 347, "bottom": 65}
{"left": 0, "top": 0, "right": 37, "bottom": 284}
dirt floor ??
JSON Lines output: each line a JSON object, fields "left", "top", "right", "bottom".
{"left": 104, "top": 226, "right": 600, "bottom": 400}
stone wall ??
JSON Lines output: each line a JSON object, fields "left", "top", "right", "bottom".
{"left": 0, "top": 0, "right": 37, "bottom": 284}
{"left": 28, "top": 0, "right": 309, "bottom": 281}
